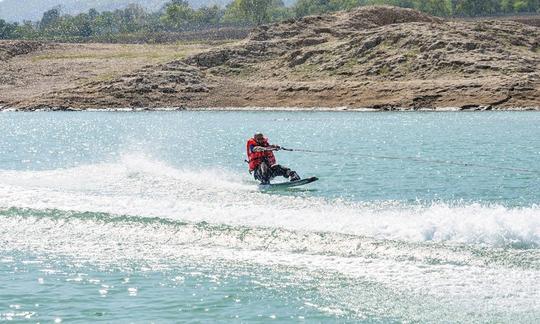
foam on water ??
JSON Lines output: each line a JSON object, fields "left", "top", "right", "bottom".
{"left": 0, "top": 154, "right": 539, "bottom": 248}
{"left": 1, "top": 209, "right": 539, "bottom": 321}
{"left": 1, "top": 154, "right": 540, "bottom": 322}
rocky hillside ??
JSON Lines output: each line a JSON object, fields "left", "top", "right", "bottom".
{"left": 6, "top": 6, "right": 540, "bottom": 110}
{"left": 0, "top": 41, "right": 49, "bottom": 62}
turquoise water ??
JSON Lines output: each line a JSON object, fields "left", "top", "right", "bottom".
{"left": 0, "top": 111, "right": 539, "bottom": 322}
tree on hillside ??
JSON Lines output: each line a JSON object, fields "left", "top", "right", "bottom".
{"left": 513, "top": 0, "right": 540, "bottom": 12}
{"left": 222, "top": 1, "right": 244, "bottom": 23}
{"left": 453, "top": 0, "right": 501, "bottom": 16}
{"left": 192, "top": 5, "right": 223, "bottom": 27}
{"left": 417, "top": 0, "right": 452, "bottom": 16}
{"left": 15, "top": 21, "right": 39, "bottom": 39}
{"left": 224, "top": 0, "right": 285, "bottom": 24}
{"left": 294, "top": 0, "right": 333, "bottom": 17}
{"left": 268, "top": 0, "right": 295, "bottom": 21}
{"left": 0, "top": 19, "right": 18, "bottom": 39}
{"left": 71, "top": 13, "right": 94, "bottom": 37}
{"left": 40, "top": 7, "right": 61, "bottom": 30}
{"left": 161, "top": 0, "right": 195, "bottom": 30}
{"left": 116, "top": 4, "right": 148, "bottom": 33}
{"left": 93, "top": 11, "right": 117, "bottom": 35}
{"left": 237, "top": 0, "right": 272, "bottom": 24}
{"left": 88, "top": 8, "right": 99, "bottom": 20}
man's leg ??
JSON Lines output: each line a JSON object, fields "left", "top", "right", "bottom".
{"left": 254, "top": 161, "right": 271, "bottom": 184}
{"left": 270, "top": 165, "right": 300, "bottom": 181}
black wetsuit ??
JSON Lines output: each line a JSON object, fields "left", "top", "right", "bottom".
{"left": 253, "top": 158, "right": 294, "bottom": 185}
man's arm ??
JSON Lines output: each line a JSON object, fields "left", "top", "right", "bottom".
{"left": 251, "top": 145, "right": 281, "bottom": 152}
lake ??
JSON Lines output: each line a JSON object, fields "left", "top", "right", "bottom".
{"left": 1, "top": 111, "right": 539, "bottom": 322}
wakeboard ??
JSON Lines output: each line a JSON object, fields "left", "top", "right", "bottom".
{"left": 259, "top": 177, "right": 319, "bottom": 189}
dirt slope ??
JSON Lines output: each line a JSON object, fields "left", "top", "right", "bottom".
{"left": 4, "top": 6, "right": 540, "bottom": 110}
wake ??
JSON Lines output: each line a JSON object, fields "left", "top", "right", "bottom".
{"left": 0, "top": 154, "right": 539, "bottom": 248}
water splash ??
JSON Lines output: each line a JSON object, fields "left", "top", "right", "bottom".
{"left": 0, "top": 154, "right": 539, "bottom": 248}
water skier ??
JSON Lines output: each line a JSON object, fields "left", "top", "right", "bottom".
{"left": 246, "top": 132, "right": 300, "bottom": 185}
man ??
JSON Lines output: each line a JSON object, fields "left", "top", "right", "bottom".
{"left": 246, "top": 132, "right": 300, "bottom": 184}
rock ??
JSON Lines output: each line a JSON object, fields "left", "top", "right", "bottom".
{"left": 0, "top": 41, "right": 49, "bottom": 62}
{"left": 288, "top": 49, "right": 326, "bottom": 67}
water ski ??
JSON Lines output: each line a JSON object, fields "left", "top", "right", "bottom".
{"left": 259, "top": 177, "right": 319, "bottom": 189}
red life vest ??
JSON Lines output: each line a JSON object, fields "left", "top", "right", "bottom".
{"left": 246, "top": 137, "right": 276, "bottom": 171}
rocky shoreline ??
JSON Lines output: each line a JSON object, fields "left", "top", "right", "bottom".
{"left": 1, "top": 6, "right": 539, "bottom": 111}
{"left": 2, "top": 106, "right": 538, "bottom": 112}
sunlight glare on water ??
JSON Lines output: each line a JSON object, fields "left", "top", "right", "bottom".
{"left": 0, "top": 111, "right": 539, "bottom": 322}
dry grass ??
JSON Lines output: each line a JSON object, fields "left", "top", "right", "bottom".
{"left": 31, "top": 43, "right": 212, "bottom": 64}
{"left": 0, "top": 42, "right": 218, "bottom": 103}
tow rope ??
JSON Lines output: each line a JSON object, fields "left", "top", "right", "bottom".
{"left": 280, "top": 147, "right": 540, "bottom": 174}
